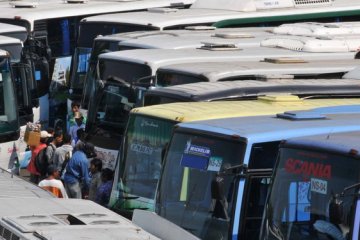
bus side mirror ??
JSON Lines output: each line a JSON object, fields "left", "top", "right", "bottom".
{"left": 12, "top": 62, "right": 38, "bottom": 108}
{"left": 329, "top": 195, "right": 343, "bottom": 225}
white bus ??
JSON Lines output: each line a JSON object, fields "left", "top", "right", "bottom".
{"left": 80, "top": 26, "right": 274, "bottom": 109}
{"left": 84, "top": 43, "right": 360, "bottom": 166}
{"left": 0, "top": 167, "right": 198, "bottom": 240}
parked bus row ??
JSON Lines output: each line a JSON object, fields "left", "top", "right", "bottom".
{"left": 3, "top": 0, "right": 360, "bottom": 239}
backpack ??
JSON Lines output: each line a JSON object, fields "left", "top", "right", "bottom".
{"left": 60, "top": 150, "right": 72, "bottom": 177}
{"left": 34, "top": 144, "right": 55, "bottom": 176}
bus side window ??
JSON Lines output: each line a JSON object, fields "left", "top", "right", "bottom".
{"left": 248, "top": 141, "right": 281, "bottom": 169}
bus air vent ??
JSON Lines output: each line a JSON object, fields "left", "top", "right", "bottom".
{"left": 256, "top": 74, "right": 294, "bottom": 80}
{"left": 293, "top": 0, "right": 332, "bottom": 7}
{"left": 213, "top": 32, "right": 254, "bottom": 39}
{"left": 89, "top": 220, "right": 120, "bottom": 225}
{"left": 258, "top": 95, "right": 301, "bottom": 102}
{"left": 277, "top": 110, "right": 327, "bottom": 120}
{"left": 9, "top": 0, "right": 38, "bottom": 8}
{"left": 199, "top": 42, "right": 241, "bottom": 51}
{"left": 147, "top": 7, "right": 179, "bottom": 13}
{"left": 185, "top": 26, "right": 216, "bottom": 31}
{"left": 66, "top": 0, "right": 88, "bottom": 3}
{"left": 263, "top": 57, "right": 306, "bottom": 64}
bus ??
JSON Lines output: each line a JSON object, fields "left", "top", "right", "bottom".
{"left": 144, "top": 78, "right": 360, "bottom": 106}
{"left": 0, "top": 0, "right": 194, "bottom": 127}
{"left": 0, "top": 35, "right": 40, "bottom": 171}
{"left": 0, "top": 49, "right": 21, "bottom": 169}
{"left": 80, "top": 26, "right": 274, "bottom": 109}
{"left": 156, "top": 111, "right": 360, "bottom": 240}
{"left": 260, "top": 131, "right": 360, "bottom": 240}
{"left": 0, "top": 164, "right": 198, "bottom": 240}
{"left": 108, "top": 97, "right": 360, "bottom": 219}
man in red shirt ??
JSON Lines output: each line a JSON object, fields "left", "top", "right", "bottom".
{"left": 27, "top": 131, "right": 51, "bottom": 184}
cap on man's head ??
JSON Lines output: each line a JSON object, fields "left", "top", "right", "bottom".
{"left": 40, "top": 130, "right": 51, "bottom": 139}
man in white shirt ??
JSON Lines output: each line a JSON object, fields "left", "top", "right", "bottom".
{"left": 38, "top": 165, "right": 68, "bottom": 198}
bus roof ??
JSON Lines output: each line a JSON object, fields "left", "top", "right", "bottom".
{"left": 156, "top": 59, "right": 360, "bottom": 82}
{"left": 0, "top": 198, "right": 159, "bottom": 240}
{"left": 95, "top": 26, "right": 274, "bottom": 43}
{"left": 99, "top": 47, "right": 357, "bottom": 72}
{"left": 81, "top": 8, "right": 247, "bottom": 30}
{"left": 213, "top": 0, "right": 360, "bottom": 28}
{"left": 144, "top": 79, "right": 360, "bottom": 102}
{"left": 0, "top": 0, "right": 193, "bottom": 31}
{"left": 281, "top": 131, "right": 360, "bottom": 158}
{"left": 0, "top": 167, "right": 54, "bottom": 199}
{"left": 272, "top": 22, "right": 360, "bottom": 37}
{"left": 118, "top": 29, "right": 274, "bottom": 49}
{"left": 131, "top": 97, "right": 360, "bottom": 122}
{"left": 0, "top": 35, "right": 22, "bottom": 46}
{"left": 175, "top": 112, "right": 360, "bottom": 161}
{"left": 82, "top": 0, "right": 360, "bottom": 30}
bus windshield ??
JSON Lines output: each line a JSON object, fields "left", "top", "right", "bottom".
{"left": 263, "top": 148, "right": 360, "bottom": 240}
{"left": 99, "top": 59, "right": 152, "bottom": 85}
{"left": 157, "top": 131, "right": 246, "bottom": 239}
{"left": 70, "top": 47, "right": 91, "bottom": 92}
{"left": 81, "top": 39, "right": 122, "bottom": 108}
{"left": 86, "top": 81, "right": 133, "bottom": 149}
{"left": 0, "top": 56, "right": 18, "bottom": 139}
{"left": 113, "top": 114, "right": 174, "bottom": 211}
{"left": 156, "top": 70, "right": 206, "bottom": 87}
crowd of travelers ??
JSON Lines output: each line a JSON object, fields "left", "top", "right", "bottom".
{"left": 26, "top": 102, "right": 114, "bottom": 207}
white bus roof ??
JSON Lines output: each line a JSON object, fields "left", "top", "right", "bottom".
{"left": 261, "top": 35, "right": 360, "bottom": 52}
{"left": 82, "top": 8, "right": 244, "bottom": 30}
{"left": 157, "top": 59, "right": 360, "bottom": 82}
{"left": 98, "top": 47, "right": 357, "bottom": 73}
{"left": 97, "top": 26, "right": 273, "bottom": 46}
{"left": 0, "top": 0, "right": 194, "bottom": 31}
{"left": 82, "top": 0, "right": 360, "bottom": 30}
{"left": 272, "top": 22, "right": 360, "bottom": 37}
{"left": 0, "top": 198, "right": 160, "bottom": 240}
{"left": 118, "top": 30, "right": 275, "bottom": 49}
{"left": 0, "top": 168, "right": 54, "bottom": 199}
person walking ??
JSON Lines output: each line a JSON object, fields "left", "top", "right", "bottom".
{"left": 88, "top": 158, "right": 102, "bottom": 201}
{"left": 38, "top": 165, "right": 68, "bottom": 198}
{"left": 52, "top": 133, "right": 73, "bottom": 176}
{"left": 27, "top": 131, "right": 51, "bottom": 184}
{"left": 45, "top": 130, "right": 63, "bottom": 166}
{"left": 69, "top": 112, "right": 85, "bottom": 147}
{"left": 63, "top": 142, "right": 90, "bottom": 199}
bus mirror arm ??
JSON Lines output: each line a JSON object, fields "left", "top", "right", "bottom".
{"left": 334, "top": 182, "right": 360, "bottom": 199}
{"left": 219, "top": 164, "right": 248, "bottom": 176}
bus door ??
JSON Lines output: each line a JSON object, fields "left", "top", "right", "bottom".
{"left": 241, "top": 170, "right": 272, "bottom": 240}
